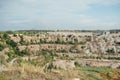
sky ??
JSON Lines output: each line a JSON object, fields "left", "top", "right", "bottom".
{"left": 0, "top": 0, "right": 120, "bottom": 31}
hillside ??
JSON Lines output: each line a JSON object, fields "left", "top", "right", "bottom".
{"left": 0, "top": 30, "right": 120, "bottom": 80}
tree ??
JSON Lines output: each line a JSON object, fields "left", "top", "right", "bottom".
{"left": 5, "top": 31, "right": 13, "bottom": 34}
{"left": 13, "top": 34, "right": 17, "bottom": 37}
{"left": 19, "top": 35, "right": 26, "bottom": 45}
{"left": 3, "top": 33, "right": 9, "bottom": 39}
{"left": 6, "top": 40, "right": 17, "bottom": 48}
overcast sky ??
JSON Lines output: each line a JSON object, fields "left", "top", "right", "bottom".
{"left": 0, "top": 0, "right": 120, "bottom": 31}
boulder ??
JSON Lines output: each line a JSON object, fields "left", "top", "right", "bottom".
{"left": 53, "top": 60, "right": 75, "bottom": 70}
{"left": 110, "top": 63, "right": 120, "bottom": 69}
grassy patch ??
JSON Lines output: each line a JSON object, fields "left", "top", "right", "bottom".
{"left": 0, "top": 74, "right": 6, "bottom": 80}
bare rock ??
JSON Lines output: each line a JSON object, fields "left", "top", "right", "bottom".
{"left": 53, "top": 60, "right": 75, "bottom": 70}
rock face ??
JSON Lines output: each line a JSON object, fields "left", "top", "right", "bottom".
{"left": 0, "top": 65, "right": 7, "bottom": 72}
{"left": 53, "top": 60, "right": 75, "bottom": 70}
{"left": 110, "top": 63, "right": 120, "bottom": 68}
{"left": 13, "top": 31, "right": 120, "bottom": 57}
{"left": 1, "top": 31, "right": 119, "bottom": 69}
{"left": 72, "top": 78, "right": 80, "bottom": 80}
{"left": 77, "top": 59, "right": 120, "bottom": 68}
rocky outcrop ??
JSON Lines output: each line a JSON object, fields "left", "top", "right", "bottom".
{"left": 16, "top": 31, "right": 120, "bottom": 58}
{"left": 0, "top": 65, "right": 7, "bottom": 72}
{"left": 53, "top": 60, "right": 75, "bottom": 70}
{"left": 77, "top": 59, "right": 120, "bottom": 68}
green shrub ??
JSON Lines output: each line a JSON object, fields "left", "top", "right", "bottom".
{"left": 0, "top": 43, "right": 4, "bottom": 51}
{"left": 106, "top": 48, "right": 115, "bottom": 54}
{"left": 6, "top": 50, "right": 16, "bottom": 62}
{"left": 39, "top": 38, "right": 47, "bottom": 43}
{"left": 13, "top": 34, "right": 17, "bottom": 37}
{"left": 14, "top": 47, "right": 28, "bottom": 56}
{"left": 15, "top": 58, "right": 23, "bottom": 66}
{"left": 75, "top": 61, "right": 81, "bottom": 67}
{"left": 0, "top": 55, "right": 6, "bottom": 65}
{"left": 79, "top": 41, "right": 86, "bottom": 44}
{"left": 0, "top": 74, "right": 6, "bottom": 80}
{"left": 107, "top": 57, "right": 120, "bottom": 60}
{"left": 3, "top": 33, "right": 9, "bottom": 39}
{"left": 19, "top": 35, "right": 26, "bottom": 45}
{"left": 6, "top": 40, "right": 17, "bottom": 48}
{"left": 6, "top": 51, "right": 14, "bottom": 58}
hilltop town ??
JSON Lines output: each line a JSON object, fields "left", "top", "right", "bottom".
{"left": 0, "top": 30, "right": 120, "bottom": 80}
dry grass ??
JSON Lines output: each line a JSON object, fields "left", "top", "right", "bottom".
{"left": 1, "top": 65, "right": 120, "bottom": 80}
{"left": 16, "top": 63, "right": 44, "bottom": 74}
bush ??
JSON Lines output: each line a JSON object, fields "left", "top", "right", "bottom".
{"left": 15, "top": 58, "right": 23, "bottom": 66}
{"left": 3, "top": 33, "right": 9, "bottom": 39}
{"left": 19, "top": 49, "right": 28, "bottom": 56}
{"left": 14, "top": 47, "right": 28, "bottom": 56}
{"left": 75, "top": 61, "right": 81, "bottom": 67}
{"left": 39, "top": 38, "right": 47, "bottom": 43}
{"left": 107, "top": 57, "right": 120, "bottom": 60}
{"left": 0, "top": 43, "right": 5, "bottom": 51}
{"left": 19, "top": 35, "right": 26, "bottom": 45}
{"left": 6, "top": 40, "right": 17, "bottom": 48}
{"left": 13, "top": 34, "right": 17, "bottom": 37}
{"left": 5, "top": 31, "right": 13, "bottom": 34}
{"left": 106, "top": 48, "right": 115, "bottom": 54}
{"left": 6, "top": 50, "right": 16, "bottom": 62}
{"left": 0, "top": 73, "right": 6, "bottom": 80}
{"left": 6, "top": 51, "right": 14, "bottom": 58}
{"left": 79, "top": 41, "right": 86, "bottom": 44}
{"left": 0, "top": 55, "right": 6, "bottom": 65}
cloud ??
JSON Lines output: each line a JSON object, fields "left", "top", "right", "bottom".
{"left": 97, "top": 0, "right": 120, "bottom": 5}
{"left": 0, "top": 0, "right": 120, "bottom": 30}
